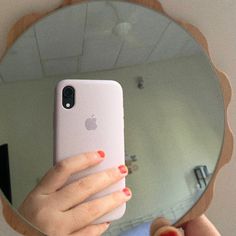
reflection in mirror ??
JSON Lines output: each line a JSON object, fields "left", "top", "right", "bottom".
{"left": 0, "top": 1, "right": 224, "bottom": 235}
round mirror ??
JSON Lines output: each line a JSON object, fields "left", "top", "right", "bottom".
{"left": 0, "top": 1, "right": 226, "bottom": 235}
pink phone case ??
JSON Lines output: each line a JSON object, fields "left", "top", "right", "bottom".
{"left": 54, "top": 79, "right": 126, "bottom": 223}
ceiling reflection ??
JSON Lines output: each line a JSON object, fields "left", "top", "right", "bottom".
{"left": 0, "top": 1, "right": 201, "bottom": 82}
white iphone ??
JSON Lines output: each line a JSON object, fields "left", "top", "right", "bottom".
{"left": 54, "top": 79, "right": 126, "bottom": 223}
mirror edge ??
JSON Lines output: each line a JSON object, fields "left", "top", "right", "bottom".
{"left": 0, "top": 0, "right": 233, "bottom": 235}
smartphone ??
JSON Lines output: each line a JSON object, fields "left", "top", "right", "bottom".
{"left": 54, "top": 79, "right": 125, "bottom": 223}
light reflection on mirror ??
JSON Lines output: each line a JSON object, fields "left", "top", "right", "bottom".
{"left": 0, "top": 1, "right": 224, "bottom": 235}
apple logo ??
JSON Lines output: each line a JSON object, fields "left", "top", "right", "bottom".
{"left": 85, "top": 115, "right": 97, "bottom": 130}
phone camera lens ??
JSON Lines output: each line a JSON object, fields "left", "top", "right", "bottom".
{"left": 63, "top": 86, "right": 74, "bottom": 98}
{"left": 62, "top": 86, "right": 75, "bottom": 109}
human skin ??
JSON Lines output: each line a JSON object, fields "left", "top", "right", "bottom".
{"left": 19, "top": 150, "right": 220, "bottom": 236}
{"left": 19, "top": 151, "right": 132, "bottom": 236}
{"left": 151, "top": 215, "right": 221, "bottom": 236}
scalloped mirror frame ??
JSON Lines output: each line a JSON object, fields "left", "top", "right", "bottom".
{"left": 0, "top": 0, "right": 233, "bottom": 235}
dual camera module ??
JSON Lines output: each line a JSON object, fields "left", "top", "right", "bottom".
{"left": 63, "top": 86, "right": 75, "bottom": 109}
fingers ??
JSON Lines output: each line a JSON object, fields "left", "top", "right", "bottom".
{"left": 36, "top": 151, "right": 105, "bottom": 194}
{"left": 151, "top": 218, "right": 182, "bottom": 236}
{"left": 154, "top": 226, "right": 182, "bottom": 236}
{"left": 67, "top": 188, "right": 132, "bottom": 232}
{"left": 151, "top": 215, "right": 221, "bottom": 236}
{"left": 53, "top": 165, "right": 128, "bottom": 211}
{"left": 70, "top": 223, "right": 110, "bottom": 236}
{"left": 150, "top": 217, "right": 172, "bottom": 236}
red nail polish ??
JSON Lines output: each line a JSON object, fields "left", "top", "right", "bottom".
{"left": 97, "top": 150, "right": 105, "bottom": 158}
{"left": 160, "top": 231, "right": 178, "bottom": 236}
{"left": 118, "top": 165, "right": 128, "bottom": 174}
{"left": 123, "top": 187, "right": 131, "bottom": 196}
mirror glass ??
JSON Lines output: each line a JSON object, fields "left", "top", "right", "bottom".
{"left": 0, "top": 1, "right": 224, "bottom": 235}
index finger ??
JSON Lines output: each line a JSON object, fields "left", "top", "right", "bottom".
{"left": 35, "top": 151, "right": 105, "bottom": 195}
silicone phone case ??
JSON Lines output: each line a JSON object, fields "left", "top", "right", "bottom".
{"left": 54, "top": 79, "right": 125, "bottom": 223}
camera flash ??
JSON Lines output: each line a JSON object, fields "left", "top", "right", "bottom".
{"left": 66, "top": 103, "right": 70, "bottom": 108}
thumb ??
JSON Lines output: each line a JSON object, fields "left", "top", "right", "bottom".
{"left": 150, "top": 217, "right": 182, "bottom": 236}
{"left": 154, "top": 226, "right": 182, "bottom": 236}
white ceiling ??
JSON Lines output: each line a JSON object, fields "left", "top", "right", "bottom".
{"left": 0, "top": 1, "right": 202, "bottom": 82}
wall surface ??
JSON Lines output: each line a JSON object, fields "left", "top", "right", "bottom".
{"left": 0, "top": 0, "right": 236, "bottom": 236}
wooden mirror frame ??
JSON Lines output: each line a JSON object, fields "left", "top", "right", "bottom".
{"left": 0, "top": 0, "right": 233, "bottom": 235}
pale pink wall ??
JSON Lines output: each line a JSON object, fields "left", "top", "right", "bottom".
{"left": 0, "top": 0, "right": 235, "bottom": 235}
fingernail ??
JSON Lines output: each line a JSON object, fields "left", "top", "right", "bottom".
{"left": 118, "top": 165, "right": 128, "bottom": 174}
{"left": 123, "top": 187, "right": 131, "bottom": 197}
{"left": 160, "top": 231, "right": 178, "bottom": 236}
{"left": 97, "top": 150, "right": 105, "bottom": 158}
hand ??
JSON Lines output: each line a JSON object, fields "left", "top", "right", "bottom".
{"left": 150, "top": 215, "right": 221, "bottom": 236}
{"left": 19, "top": 151, "right": 131, "bottom": 236}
